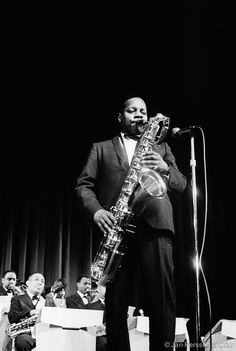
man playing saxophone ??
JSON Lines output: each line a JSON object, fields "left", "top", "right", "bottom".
{"left": 8, "top": 272, "right": 46, "bottom": 351}
{"left": 0, "top": 269, "right": 18, "bottom": 351}
{"left": 0, "top": 270, "right": 17, "bottom": 297}
{"left": 76, "top": 96, "right": 187, "bottom": 351}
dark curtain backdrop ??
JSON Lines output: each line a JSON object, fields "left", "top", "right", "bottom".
{"left": 0, "top": 120, "right": 93, "bottom": 290}
{"left": 1, "top": 1, "right": 235, "bottom": 342}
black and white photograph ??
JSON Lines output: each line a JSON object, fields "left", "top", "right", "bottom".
{"left": 1, "top": 3, "right": 235, "bottom": 351}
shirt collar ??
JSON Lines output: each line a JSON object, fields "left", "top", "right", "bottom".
{"left": 27, "top": 291, "right": 41, "bottom": 300}
{"left": 120, "top": 132, "right": 140, "bottom": 141}
{"left": 77, "top": 291, "right": 87, "bottom": 299}
{"left": 5, "top": 287, "right": 13, "bottom": 295}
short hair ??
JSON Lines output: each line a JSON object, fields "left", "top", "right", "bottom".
{"left": 116, "top": 94, "right": 147, "bottom": 114}
{"left": 76, "top": 274, "right": 91, "bottom": 283}
{"left": 27, "top": 272, "right": 44, "bottom": 280}
{"left": 55, "top": 277, "right": 67, "bottom": 289}
{"left": 2, "top": 269, "right": 17, "bottom": 278}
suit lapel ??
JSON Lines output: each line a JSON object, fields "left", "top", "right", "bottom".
{"left": 0, "top": 286, "right": 8, "bottom": 295}
{"left": 21, "top": 292, "right": 35, "bottom": 309}
{"left": 75, "top": 293, "right": 85, "bottom": 307}
{"left": 112, "top": 136, "right": 129, "bottom": 171}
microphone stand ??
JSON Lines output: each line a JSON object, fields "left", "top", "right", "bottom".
{"left": 190, "top": 131, "right": 201, "bottom": 349}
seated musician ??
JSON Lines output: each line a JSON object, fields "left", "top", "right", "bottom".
{"left": 0, "top": 269, "right": 17, "bottom": 298}
{"left": 87, "top": 283, "right": 107, "bottom": 351}
{"left": 66, "top": 275, "right": 107, "bottom": 351}
{"left": 66, "top": 274, "right": 92, "bottom": 308}
{"left": 0, "top": 269, "right": 19, "bottom": 351}
{"left": 8, "top": 272, "right": 46, "bottom": 351}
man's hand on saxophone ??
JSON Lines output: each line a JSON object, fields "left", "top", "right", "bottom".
{"left": 29, "top": 309, "right": 41, "bottom": 317}
{"left": 141, "top": 150, "right": 170, "bottom": 172}
{"left": 94, "top": 209, "right": 116, "bottom": 234}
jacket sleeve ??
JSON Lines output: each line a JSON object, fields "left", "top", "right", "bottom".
{"left": 163, "top": 143, "right": 187, "bottom": 193}
{"left": 75, "top": 143, "right": 103, "bottom": 221}
{"left": 66, "top": 295, "right": 84, "bottom": 309}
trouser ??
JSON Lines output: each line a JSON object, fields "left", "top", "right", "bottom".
{"left": 105, "top": 223, "right": 176, "bottom": 351}
{"left": 15, "top": 333, "right": 36, "bottom": 351}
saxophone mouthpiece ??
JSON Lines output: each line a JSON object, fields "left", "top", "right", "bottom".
{"left": 135, "top": 120, "right": 147, "bottom": 126}
{"left": 135, "top": 120, "right": 147, "bottom": 134}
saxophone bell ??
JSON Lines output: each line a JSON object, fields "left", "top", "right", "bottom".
{"left": 139, "top": 167, "right": 167, "bottom": 197}
{"left": 128, "top": 167, "right": 167, "bottom": 217}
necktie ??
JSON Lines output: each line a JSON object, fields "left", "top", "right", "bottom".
{"left": 123, "top": 133, "right": 140, "bottom": 141}
{"left": 32, "top": 295, "right": 39, "bottom": 306}
{"left": 100, "top": 299, "right": 105, "bottom": 307}
{"left": 82, "top": 295, "right": 88, "bottom": 305}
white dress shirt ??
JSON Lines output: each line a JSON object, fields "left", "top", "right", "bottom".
{"left": 77, "top": 291, "right": 88, "bottom": 305}
{"left": 5, "top": 288, "right": 13, "bottom": 297}
{"left": 27, "top": 291, "right": 45, "bottom": 310}
{"left": 120, "top": 133, "right": 138, "bottom": 165}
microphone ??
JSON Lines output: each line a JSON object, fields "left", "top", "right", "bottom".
{"left": 171, "top": 126, "right": 196, "bottom": 137}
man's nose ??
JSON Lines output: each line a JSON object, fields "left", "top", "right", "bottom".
{"left": 134, "top": 112, "right": 144, "bottom": 119}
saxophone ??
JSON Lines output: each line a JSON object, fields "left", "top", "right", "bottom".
{"left": 7, "top": 314, "right": 39, "bottom": 338}
{"left": 91, "top": 113, "right": 170, "bottom": 285}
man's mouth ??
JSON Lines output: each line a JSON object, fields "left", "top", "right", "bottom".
{"left": 131, "top": 120, "right": 145, "bottom": 125}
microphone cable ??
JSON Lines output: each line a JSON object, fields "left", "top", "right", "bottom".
{"left": 173, "top": 125, "right": 213, "bottom": 350}
{"left": 197, "top": 126, "right": 213, "bottom": 351}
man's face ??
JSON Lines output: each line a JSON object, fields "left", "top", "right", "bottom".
{"left": 77, "top": 277, "right": 91, "bottom": 295}
{"left": 27, "top": 273, "right": 45, "bottom": 296}
{"left": 118, "top": 97, "right": 148, "bottom": 135}
{"left": 1, "top": 272, "right": 17, "bottom": 290}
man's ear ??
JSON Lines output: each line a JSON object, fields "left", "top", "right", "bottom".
{"left": 26, "top": 279, "right": 30, "bottom": 287}
{"left": 117, "top": 113, "right": 121, "bottom": 123}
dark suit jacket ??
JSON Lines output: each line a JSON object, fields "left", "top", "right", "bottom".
{"left": 8, "top": 293, "right": 36, "bottom": 323}
{"left": 0, "top": 286, "right": 8, "bottom": 295}
{"left": 76, "top": 136, "right": 187, "bottom": 233}
{"left": 66, "top": 293, "right": 87, "bottom": 309}
{"left": 8, "top": 293, "right": 47, "bottom": 324}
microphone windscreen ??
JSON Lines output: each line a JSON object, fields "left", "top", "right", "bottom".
{"left": 171, "top": 127, "right": 180, "bottom": 137}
